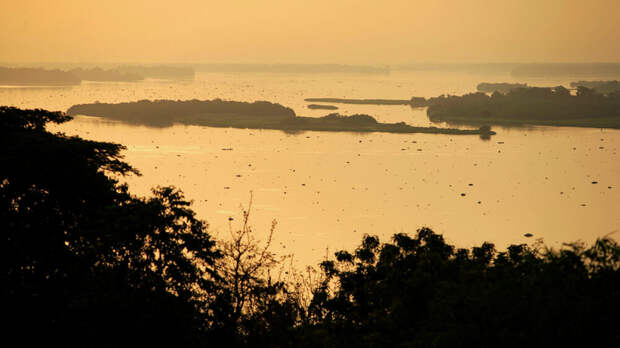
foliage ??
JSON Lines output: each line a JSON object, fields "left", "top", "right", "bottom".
{"left": 2, "top": 106, "right": 219, "bottom": 346}
{"left": 0, "top": 66, "right": 81, "bottom": 85}
{"left": 570, "top": 80, "right": 620, "bottom": 95}
{"left": 476, "top": 82, "right": 527, "bottom": 94}
{"left": 67, "top": 99, "right": 296, "bottom": 127}
{"left": 4, "top": 105, "right": 619, "bottom": 346}
{"left": 211, "top": 194, "right": 307, "bottom": 346}
{"left": 426, "top": 86, "right": 620, "bottom": 128}
{"left": 300, "top": 228, "right": 620, "bottom": 347}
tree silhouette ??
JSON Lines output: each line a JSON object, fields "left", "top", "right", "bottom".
{"left": 2, "top": 106, "right": 220, "bottom": 346}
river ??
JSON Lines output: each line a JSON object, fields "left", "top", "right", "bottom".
{"left": 2, "top": 70, "right": 618, "bottom": 266}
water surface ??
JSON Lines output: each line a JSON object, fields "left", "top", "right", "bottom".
{"left": 3, "top": 71, "right": 618, "bottom": 265}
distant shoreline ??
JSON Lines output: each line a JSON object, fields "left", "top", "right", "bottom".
{"left": 0, "top": 65, "right": 194, "bottom": 85}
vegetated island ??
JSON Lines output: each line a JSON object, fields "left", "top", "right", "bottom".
{"left": 570, "top": 80, "right": 619, "bottom": 95}
{"left": 307, "top": 104, "right": 338, "bottom": 110}
{"left": 0, "top": 66, "right": 81, "bottom": 86}
{"left": 425, "top": 86, "right": 620, "bottom": 128}
{"left": 66, "top": 99, "right": 495, "bottom": 136}
{"left": 476, "top": 82, "right": 527, "bottom": 94}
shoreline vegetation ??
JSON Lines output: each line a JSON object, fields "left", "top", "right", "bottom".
{"left": 0, "top": 65, "right": 195, "bottom": 85}
{"left": 0, "top": 66, "right": 81, "bottom": 86}
{"left": 426, "top": 86, "right": 620, "bottom": 129}
{"left": 570, "top": 80, "right": 620, "bottom": 95}
{"left": 307, "top": 104, "right": 338, "bottom": 110}
{"left": 305, "top": 97, "right": 412, "bottom": 105}
{"left": 304, "top": 97, "right": 428, "bottom": 107}
{"left": 309, "top": 83, "right": 620, "bottom": 129}
{"left": 476, "top": 82, "right": 527, "bottom": 93}
{"left": 67, "top": 99, "right": 495, "bottom": 136}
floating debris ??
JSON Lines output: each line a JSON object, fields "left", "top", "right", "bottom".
{"left": 460, "top": 193, "right": 466, "bottom": 197}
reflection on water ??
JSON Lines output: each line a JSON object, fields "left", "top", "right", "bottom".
{"left": 4, "top": 71, "right": 619, "bottom": 266}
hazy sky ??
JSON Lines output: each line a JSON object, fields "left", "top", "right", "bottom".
{"left": 1, "top": 0, "right": 619, "bottom": 64}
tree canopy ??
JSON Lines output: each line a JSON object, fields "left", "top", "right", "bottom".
{"left": 3, "top": 106, "right": 619, "bottom": 346}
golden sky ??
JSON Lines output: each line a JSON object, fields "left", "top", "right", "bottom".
{"left": 1, "top": 0, "right": 619, "bottom": 64}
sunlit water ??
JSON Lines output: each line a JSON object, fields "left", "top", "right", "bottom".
{"left": 2, "top": 71, "right": 619, "bottom": 266}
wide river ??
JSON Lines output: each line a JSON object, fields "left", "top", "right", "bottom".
{"left": 3, "top": 70, "right": 619, "bottom": 266}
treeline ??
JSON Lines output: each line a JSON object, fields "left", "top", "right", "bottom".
{"left": 570, "top": 80, "right": 620, "bottom": 95}
{"left": 477, "top": 82, "right": 527, "bottom": 94}
{"left": 67, "top": 99, "right": 296, "bottom": 127}
{"left": 307, "top": 104, "right": 338, "bottom": 110}
{"left": 426, "top": 86, "right": 620, "bottom": 128}
{"left": 303, "top": 97, "right": 428, "bottom": 107}
{"left": 3, "top": 106, "right": 619, "bottom": 346}
{"left": 66, "top": 99, "right": 494, "bottom": 136}
{"left": 0, "top": 66, "right": 81, "bottom": 85}
{"left": 0, "top": 65, "right": 195, "bottom": 85}
{"left": 305, "top": 97, "right": 412, "bottom": 105}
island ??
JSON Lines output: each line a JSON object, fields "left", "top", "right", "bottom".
{"left": 66, "top": 99, "right": 495, "bottom": 137}
{"left": 304, "top": 97, "right": 429, "bottom": 107}
{"left": 476, "top": 82, "right": 527, "bottom": 94}
{"left": 305, "top": 98, "right": 416, "bottom": 105}
{"left": 307, "top": 104, "right": 338, "bottom": 110}
{"left": 0, "top": 66, "right": 81, "bottom": 86}
{"left": 570, "top": 80, "right": 619, "bottom": 95}
{"left": 425, "top": 86, "right": 620, "bottom": 128}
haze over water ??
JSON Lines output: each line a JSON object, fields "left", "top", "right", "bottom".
{"left": 3, "top": 70, "right": 618, "bottom": 265}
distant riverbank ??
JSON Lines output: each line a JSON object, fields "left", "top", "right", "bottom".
{"left": 0, "top": 65, "right": 195, "bottom": 85}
